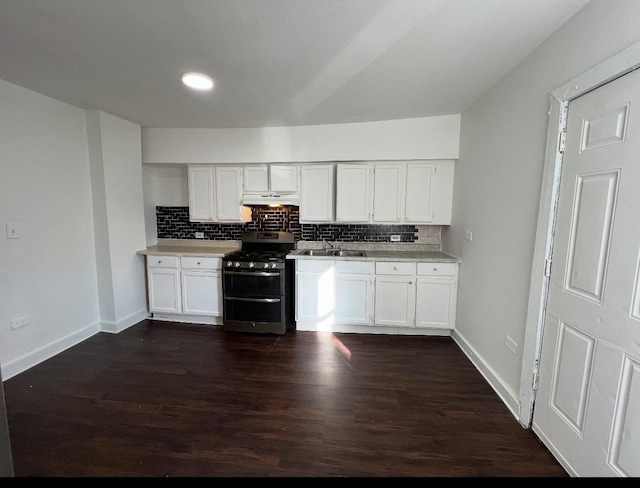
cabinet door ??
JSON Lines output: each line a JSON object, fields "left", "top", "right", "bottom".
{"left": 300, "top": 164, "right": 334, "bottom": 223}
{"left": 188, "top": 165, "right": 215, "bottom": 221}
{"left": 243, "top": 165, "right": 269, "bottom": 193}
{"left": 270, "top": 165, "right": 299, "bottom": 193}
{"left": 295, "top": 260, "right": 334, "bottom": 324}
{"left": 374, "top": 276, "right": 415, "bottom": 327}
{"left": 214, "top": 166, "right": 251, "bottom": 222}
{"left": 373, "top": 163, "right": 404, "bottom": 223}
{"left": 148, "top": 268, "right": 181, "bottom": 313}
{"left": 404, "top": 162, "right": 434, "bottom": 223}
{"left": 415, "top": 278, "right": 456, "bottom": 329}
{"left": 430, "top": 160, "right": 455, "bottom": 225}
{"left": 336, "top": 164, "right": 371, "bottom": 222}
{"left": 181, "top": 271, "right": 222, "bottom": 316}
{"left": 335, "top": 273, "right": 373, "bottom": 325}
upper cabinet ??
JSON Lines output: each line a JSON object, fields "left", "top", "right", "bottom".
{"left": 188, "top": 165, "right": 251, "bottom": 223}
{"left": 243, "top": 164, "right": 299, "bottom": 193}
{"left": 243, "top": 165, "right": 269, "bottom": 193}
{"left": 335, "top": 160, "right": 454, "bottom": 225}
{"left": 270, "top": 165, "right": 299, "bottom": 193}
{"left": 335, "top": 163, "right": 372, "bottom": 223}
{"left": 300, "top": 164, "right": 334, "bottom": 223}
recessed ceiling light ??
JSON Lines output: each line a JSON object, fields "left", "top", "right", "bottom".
{"left": 181, "top": 72, "right": 214, "bottom": 91}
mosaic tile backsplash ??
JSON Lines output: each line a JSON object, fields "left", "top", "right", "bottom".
{"left": 156, "top": 206, "right": 435, "bottom": 243}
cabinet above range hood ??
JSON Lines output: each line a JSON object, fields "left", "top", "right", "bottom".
{"left": 242, "top": 193, "right": 300, "bottom": 207}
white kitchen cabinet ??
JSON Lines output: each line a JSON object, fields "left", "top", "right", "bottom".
{"left": 188, "top": 165, "right": 251, "bottom": 222}
{"left": 147, "top": 255, "right": 182, "bottom": 314}
{"left": 295, "top": 259, "right": 334, "bottom": 324}
{"left": 374, "top": 262, "right": 416, "bottom": 327}
{"left": 180, "top": 257, "right": 223, "bottom": 316}
{"left": 334, "top": 261, "right": 374, "bottom": 325}
{"left": 214, "top": 166, "right": 252, "bottom": 222}
{"left": 336, "top": 163, "right": 372, "bottom": 222}
{"left": 372, "top": 163, "right": 405, "bottom": 223}
{"left": 415, "top": 262, "right": 458, "bottom": 329}
{"left": 146, "top": 255, "right": 223, "bottom": 324}
{"left": 299, "top": 164, "right": 334, "bottom": 223}
{"left": 294, "top": 256, "right": 458, "bottom": 333}
{"left": 188, "top": 165, "right": 215, "bottom": 221}
{"left": 243, "top": 164, "right": 299, "bottom": 193}
{"left": 404, "top": 162, "right": 434, "bottom": 223}
{"left": 270, "top": 165, "right": 299, "bottom": 193}
{"left": 243, "top": 165, "right": 270, "bottom": 193}
{"left": 335, "top": 160, "right": 453, "bottom": 225}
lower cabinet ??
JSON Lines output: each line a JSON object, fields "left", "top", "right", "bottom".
{"left": 415, "top": 262, "right": 458, "bottom": 329}
{"left": 334, "top": 261, "right": 374, "bottom": 325}
{"left": 374, "top": 262, "right": 416, "bottom": 327}
{"left": 147, "top": 255, "right": 223, "bottom": 324}
{"left": 295, "top": 258, "right": 458, "bottom": 334}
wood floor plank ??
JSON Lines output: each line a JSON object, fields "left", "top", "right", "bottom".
{"left": 3, "top": 320, "right": 567, "bottom": 477}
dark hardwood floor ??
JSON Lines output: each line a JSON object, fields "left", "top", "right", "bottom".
{"left": 3, "top": 319, "right": 566, "bottom": 477}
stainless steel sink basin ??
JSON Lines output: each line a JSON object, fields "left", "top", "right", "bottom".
{"left": 301, "top": 249, "right": 366, "bottom": 257}
{"left": 302, "top": 249, "right": 334, "bottom": 256}
{"left": 333, "top": 250, "right": 366, "bottom": 257}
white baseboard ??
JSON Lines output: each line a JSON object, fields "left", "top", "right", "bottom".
{"left": 2, "top": 321, "right": 102, "bottom": 380}
{"left": 100, "top": 309, "right": 150, "bottom": 334}
{"left": 451, "top": 329, "right": 522, "bottom": 423}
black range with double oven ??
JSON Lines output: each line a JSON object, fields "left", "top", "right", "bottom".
{"left": 222, "top": 231, "right": 295, "bottom": 335}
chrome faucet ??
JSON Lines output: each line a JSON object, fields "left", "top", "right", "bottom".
{"left": 323, "top": 239, "right": 337, "bottom": 251}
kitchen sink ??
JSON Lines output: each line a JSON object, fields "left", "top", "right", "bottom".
{"left": 301, "top": 249, "right": 366, "bottom": 257}
{"left": 302, "top": 249, "right": 333, "bottom": 256}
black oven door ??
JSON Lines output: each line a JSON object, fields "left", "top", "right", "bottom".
{"left": 223, "top": 296, "right": 283, "bottom": 325}
{"left": 223, "top": 270, "right": 283, "bottom": 298}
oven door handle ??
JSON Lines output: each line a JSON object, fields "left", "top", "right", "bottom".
{"left": 224, "top": 297, "right": 281, "bottom": 303}
{"left": 223, "top": 271, "right": 281, "bottom": 277}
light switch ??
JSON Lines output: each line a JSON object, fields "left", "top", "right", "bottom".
{"left": 464, "top": 230, "right": 472, "bottom": 241}
{"left": 6, "top": 223, "right": 19, "bottom": 239}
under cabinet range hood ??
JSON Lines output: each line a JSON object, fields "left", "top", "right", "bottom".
{"left": 242, "top": 193, "right": 300, "bottom": 207}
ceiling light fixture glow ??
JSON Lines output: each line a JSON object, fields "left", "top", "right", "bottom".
{"left": 181, "top": 72, "right": 214, "bottom": 91}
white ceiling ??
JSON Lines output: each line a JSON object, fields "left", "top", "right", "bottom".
{"left": 0, "top": 0, "right": 591, "bottom": 129}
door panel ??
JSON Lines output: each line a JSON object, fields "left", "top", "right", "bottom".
{"left": 533, "top": 68, "right": 640, "bottom": 477}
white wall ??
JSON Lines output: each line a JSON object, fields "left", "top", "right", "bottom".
{"left": 142, "top": 165, "right": 188, "bottom": 246}
{"left": 0, "top": 79, "right": 101, "bottom": 379}
{"left": 86, "top": 111, "right": 148, "bottom": 332}
{"left": 443, "top": 0, "right": 640, "bottom": 415}
{"left": 142, "top": 115, "right": 460, "bottom": 164}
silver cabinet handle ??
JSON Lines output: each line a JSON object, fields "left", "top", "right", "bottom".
{"left": 433, "top": 267, "right": 438, "bottom": 271}
{"left": 393, "top": 266, "right": 398, "bottom": 270}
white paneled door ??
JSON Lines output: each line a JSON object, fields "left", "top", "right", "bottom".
{"left": 533, "top": 68, "right": 640, "bottom": 476}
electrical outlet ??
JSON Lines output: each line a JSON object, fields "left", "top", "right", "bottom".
{"left": 505, "top": 335, "right": 518, "bottom": 355}
{"left": 195, "top": 232, "right": 204, "bottom": 239}
{"left": 390, "top": 234, "right": 401, "bottom": 242}
{"left": 11, "top": 315, "right": 30, "bottom": 329}
{"left": 6, "top": 223, "right": 19, "bottom": 239}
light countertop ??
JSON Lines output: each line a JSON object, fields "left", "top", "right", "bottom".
{"left": 137, "top": 239, "right": 460, "bottom": 263}
{"left": 136, "top": 239, "right": 240, "bottom": 258}
{"left": 286, "top": 249, "right": 460, "bottom": 263}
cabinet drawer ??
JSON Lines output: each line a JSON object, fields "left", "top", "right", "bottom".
{"left": 417, "top": 262, "right": 457, "bottom": 277}
{"left": 180, "top": 256, "right": 221, "bottom": 270}
{"left": 375, "top": 262, "right": 416, "bottom": 276}
{"left": 296, "top": 259, "right": 333, "bottom": 273}
{"left": 147, "top": 255, "right": 179, "bottom": 268}
{"left": 335, "top": 260, "right": 374, "bottom": 275}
